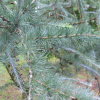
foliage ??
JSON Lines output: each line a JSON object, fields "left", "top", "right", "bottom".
{"left": 0, "top": 0, "right": 100, "bottom": 100}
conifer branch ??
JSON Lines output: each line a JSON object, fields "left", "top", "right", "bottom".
{"left": 80, "top": 64, "right": 100, "bottom": 76}
{"left": 35, "top": 79, "right": 78, "bottom": 100}
{"left": 0, "top": 0, "right": 99, "bottom": 99}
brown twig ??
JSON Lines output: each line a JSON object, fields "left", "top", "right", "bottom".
{"left": 71, "top": 17, "right": 97, "bottom": 25}
{"left": 42, "top": 10, "right": 55, "bottom": 16}
{"left": 54, "top": 6, "right": 58, "bottom": 21}
{"left": 77, "top": 0, "right": 82, "bottom": 20}
{"left": 22, "top": 0, "right": 36, "bottom": 14}
{"left": 37, "top": 33, "right": 99, "bottom": 40}
{"left": 0, "top": 26, "right": 8, "bottom": 28}
{"left": 0, "top": 16, "right": 12, "bottom": 25}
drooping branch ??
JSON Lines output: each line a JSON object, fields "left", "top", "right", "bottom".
{"left": 6, "top": 50, "right": 23, "bottom": 92}
{"left": 79, "top": 64, "right": 100, "bottom": 76}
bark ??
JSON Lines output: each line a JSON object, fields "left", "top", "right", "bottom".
{"left": 95, "top": 75, "right": 100, "bottom": 96}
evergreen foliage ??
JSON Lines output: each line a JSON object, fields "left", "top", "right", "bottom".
{"left": 0, "top": 0, "right": 100, "bottom": 99}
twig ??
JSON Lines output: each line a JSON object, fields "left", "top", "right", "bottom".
{"left": 28, "top": 66, "right": 32, "bottom": 100}
{"left": 42, "top": 10, "right": 55, "bottom": 16}
{"left": 27, "top": 51, "right": 32, "bottom": 100}
{"left": 77, "top": 0, "right": 81, "bottom": 20}
{"left": 37, "top": 33, "right": 100, "bottom": 40}
{"left": 15, "top": 0, "right": 21, "bottom": 25}
{"left": 0, "top": 26, "right": 8, "bottom": 28}
{"left": 22, "top": 0, "right": 36, "bottom": 14}
{"left": 54, "top": 6, "right": 58, "bottom": 21}
{"left": 71, "top": 17, "right": 97, "bottom": 25}
{"left": 0, "top": 16, "right": 12, "bottom": 25}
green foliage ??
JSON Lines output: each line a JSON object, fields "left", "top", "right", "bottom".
{"left": 1, "top": 0, "right": 100, "bottom": 100}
